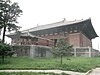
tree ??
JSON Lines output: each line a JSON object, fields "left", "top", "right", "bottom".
{"left": 0, "top": 43, "right": 13, "bottom": 63}
{"left": 52, "top": 38, "right": 73, "bottom": 64}
{"left": 0, "top": 0, "right": 23, "bottom": 43}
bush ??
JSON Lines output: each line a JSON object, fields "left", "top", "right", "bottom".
{"left": 0, "top": 44, "right": 13, "bottom": 63}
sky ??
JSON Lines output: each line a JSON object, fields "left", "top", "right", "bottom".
{"left": 2, "top": 0, "right": 100, "bottom": 50}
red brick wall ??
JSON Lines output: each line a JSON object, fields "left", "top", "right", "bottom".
{"left": 69, "top": 33, "right": 80, "bottom": 47}
{"left": 41, "top": 33, "right": 66, "bottom": 39}
{"left": 80, "top": 33, "right": 92, "bottom": 47}
{"left": 68, "top": 32, "right": 92, "bottom": 47}
{"left": 41, "top": 34, "right": 68, "bottom": 45}
{"left": 11, "top": 32, "right": 92, "bottom": 47}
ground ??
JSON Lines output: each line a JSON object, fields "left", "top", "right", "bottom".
{"left": 0, "top": 56, "right": 100, "bottom": 73}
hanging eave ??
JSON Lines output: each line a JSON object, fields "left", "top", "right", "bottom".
{"left": 82, "top": 19, "right": 98, "bottom": 39}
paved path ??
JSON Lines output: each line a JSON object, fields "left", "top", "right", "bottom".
{"left": 1, "top": 68, "right": 100, "bottom": 75}
{"left": 0, "top": 70, "right": 86, "bottom": 75}
{"left": 88, "top": 68, "right": 100, "bottom": 75}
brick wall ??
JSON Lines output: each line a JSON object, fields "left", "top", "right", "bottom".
{"left": 68, "top": 32, "right": 92, "bottom": 47}
{"left": 69, "top": 33, "right": 80, "bottom": 47}
{"left": 41, "top": 33, "right": 67, "bottom": 39}
{"left": 81, "top": 33, "right": 92, "bottom": 47}
{"left": 11, "top": 32, "right": 92, "bottom": 47}
{"left": 41, "top": 33, "right": 68, "bottom": 46}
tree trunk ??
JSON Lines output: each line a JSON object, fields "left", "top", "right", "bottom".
{"left": 61, "top": 55, "right": 63, "bottom": 64}
{"left": 2, "top": 26, "right": 6, "bottom": 43}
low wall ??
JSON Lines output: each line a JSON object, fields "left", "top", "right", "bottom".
{"left": 72, "top": 47, "right": 100, "bottom": 57}
{"left": 13, "top": 45, "right": 52, "bottom": 58}
{"left": 13, "top": 45, "right": 100, "bottom": 58}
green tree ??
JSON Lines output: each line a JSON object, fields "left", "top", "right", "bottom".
{"left": 52, "top": 38, "right": 73, "bottom": 64}
{"left": 0, "top": 0, "right": 23, "bottom": 43}
{"left": 0, "top": 43, "right": 13, "bottom": 63}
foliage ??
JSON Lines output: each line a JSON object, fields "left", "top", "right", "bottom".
{"left": 1, "top": 57, "right": 100, "bottom": 72}
{"left": 0, "top": 43, "right": 13, "bottom": 63}
{"left": 0, "top": 0, "right": 23, "bottom": 43}
{"left": 52, "top": 38, "right": 73, "bottom": 64}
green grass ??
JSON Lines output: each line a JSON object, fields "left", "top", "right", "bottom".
{"left": 0, "top": 57, "right": 100, "bottom": 72}
{"left": 0, "top": 72, "right": 68, "bottom": 75}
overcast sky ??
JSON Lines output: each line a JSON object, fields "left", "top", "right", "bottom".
{"left": 6, "top": 0, "right": 100, "bottom": 50}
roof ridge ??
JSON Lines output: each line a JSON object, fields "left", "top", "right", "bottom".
{"left": 8, "top": 18, "right": 91, "bottom": 34}
{"left": 21, "top": 18, "right": 91, "bottom": 33}
{"left": 21, "top": 20, "right": 64, "bottom": 32}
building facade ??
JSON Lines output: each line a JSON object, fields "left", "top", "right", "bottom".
{"left": 7, "top": 18, "right": 98, "bottom": 47}
{"left": 6, "top": 18, "right": 99, "bottom": 57}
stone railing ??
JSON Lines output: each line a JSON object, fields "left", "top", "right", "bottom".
{"left": 72, "top": 47, "right": 100, "bottom": 57}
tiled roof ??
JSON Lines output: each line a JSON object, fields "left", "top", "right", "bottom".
{"left": 20, "top": 33, "right": 52, "bottom": 41}
{"left": 6, "top": 18, "right": 91, "bottom": 36}
{"left": 22, "top": 18, "right": 90, "bottom": 33}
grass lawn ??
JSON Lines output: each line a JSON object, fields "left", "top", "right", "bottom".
{"left": 0, "top": 72, "right": 68, "bottom": 75}
{"left": 0, "top": 57, "right": 100, "bottom": 72}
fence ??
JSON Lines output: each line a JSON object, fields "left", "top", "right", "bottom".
{"left": 72, "top": 47, "right": 100, "bottom": 57}
{"left": 13, "top": 45, "right": 100, "bottom": 58}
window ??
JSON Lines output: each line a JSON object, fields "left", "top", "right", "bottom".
{"left": 74, "top": 26, "right": 78, "bottom": 32}
{"left": 25, "top": 50, "right": 27, "bottom": 54}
